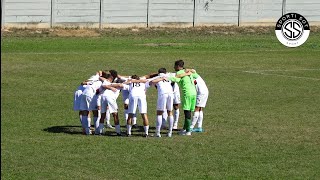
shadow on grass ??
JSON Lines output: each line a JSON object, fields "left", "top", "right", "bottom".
{"left": 43, "top": 125, "right": 159, "bottom": 136}
{"left": 43, "top": 125, "right": 83, "bottom": 135}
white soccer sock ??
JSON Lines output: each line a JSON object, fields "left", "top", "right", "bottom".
{"left": 115, "top": 125, "right": 121, "bottom": 134}
{"left": 168, "top": 115, "right": 174, "bottom": 134}
{"left": 174, "top": 109, "right": 179, "bottom": 125}
{"left": 87, "top": 117, "right": 92, "bottom": 129}
{"left": 81, "top": 116, "right": 87, "bottom": 129}
{"left": 106, "top": 109, "right": 111, "bottom": 125}
{"left": 198, "top": 111, "right": 204, "bottom": 128}
{"left": 82, "top": 116, "right": 90, "bottom": 135}
{"left": 124, "top": 109, "right": 128, "bottom": 124}
{"left": 191, "top": 111, "right": 200, "bottom": 129}
{"left": 98, "top": 123, "right": 104, "bottom": 134}
{"left": 156, "top": 115, "right": 162, "bottom": 135}
{"left": 94, "top": 110, "right": 100, "bottom": 130}
{"left": 133, "top": 114, "right": 137, "bottom": 125}
{"left": 79, "top": 114, "right": 82, "bottom": 125}
{"left": 162, "top": 111, "right": 168, "bottom": 127}
{"left": 144, "top": 125, "right": 149, "bottom": 135}
{"left": 127, "top": 124, "right": 132, "bottom": 135}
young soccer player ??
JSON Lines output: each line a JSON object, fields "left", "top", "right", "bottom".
{"left": 98, "top": 73, "right": 121, "bottom": 135}
{"left": 176, "top": 69, "right": 209, "bottom": 132}
{"left": 79, "top": 71, "right": 105, "bottom": 135}
{"left": 112, "top": 75, "right": 152, "bottom": 137}
{"left": 169, "top": 60, "right": 199, "bottom": 136}
{"left": 150, "top": 68, "right": 175, "bottom": 137}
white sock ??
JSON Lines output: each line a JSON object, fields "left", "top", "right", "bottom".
{"left": 191, "top": 111, "right": 200, "bottom": 129}
{"left": 156, "top": 115, "right": 162, "bottom": 135}
{"left": 79, "top": 114, "right": 82, "bottom": 125}
{"left": 115, "top": 125, "right": 121, "bottom": 134}
{"left": 162, "top": 111, "right": 168, "bottom": 127}
{"left": 124, "top": 109, "right": 128, "bottom": 124}
{"left": 133, "top": 114, "right": 137, "bottom": 125}
{"left": 127, "top": 124, "right": 132, "bottom": 135}
{"left": 81, "top": 116, "right": 88, "bottom": 129}
{"left": 106, "top": 109, "right": 111, "bottom": 125}
{"left": 98, "top": 123, "right": 104, "bottom": 134}
{"left": 168, "top": 115, "right": 174, "bottom": 134}
{"left": 144, "top": 125, "right": 149, "bottom": 135}
{"left": 174, "top": 109, "right": 179, "bottom": 125}
{"left": 82, "top": 116, "right": 90, "bottom": 135}
{"left": 198, "top": 111, "right": 204, "bottom": 128}
{"left": 87, "top": 117, "right": 92, "bottom": 129}
{"left": 94, "top": 110, "right": 100, "bottom": 130}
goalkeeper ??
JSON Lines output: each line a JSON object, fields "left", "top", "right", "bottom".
{"left": 168, "top": 60, "right": 199, "bottom": 136}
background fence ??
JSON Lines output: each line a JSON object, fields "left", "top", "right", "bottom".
{"left": 2, "top": 0, "right": 320, "bottom": 28}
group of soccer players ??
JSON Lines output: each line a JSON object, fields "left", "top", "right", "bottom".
{"left": 73, "top": 60, "right": 209, "bottom": 137}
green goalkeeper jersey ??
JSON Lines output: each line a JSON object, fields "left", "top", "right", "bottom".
{"left": 169, "top": 69, "right": 199, "bottom": 96}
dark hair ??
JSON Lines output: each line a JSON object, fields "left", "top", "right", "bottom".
{"left": 174, "top": 60, "right": 184, "bottom": 68}
{"left": 102, "top": 73, "right": 113, "bottom": 80}
{"left": 158, "top": 68, "right": 167, "bottom": 74}
{"left": 109, "top": 70, "right": 118, "bottom": 79}
{"left": 131, "top": 75, "right": 140, "bottom": 80}
{"left": 101, "top": 71, "right": 109, "bottom": 78}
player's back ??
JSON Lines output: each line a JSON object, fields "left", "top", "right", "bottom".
{"left": 127, "top": 82, "right": 148, "bottom": 97}
{"left": 156, "top": 79, "right": 173, "bottom": 96}
{"left": 195, "top": 76, "right": 208, "bottom": 94}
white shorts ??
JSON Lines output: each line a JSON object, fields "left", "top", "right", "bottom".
{"left": 73, "top": 85, "right": 87, "bottom": 111}
{"left": 196, "top": 93, "right": 209, "bottom": 107}
{"left": 122, "top": 90, "right": 129, "bottom": 105}
{"left": 79, "top": 94, "right": 100, "bottom": 111}
{"left": 73, "top": 89, "right": 83, "bottom": 111}
{"left": 101, "top": 95, "right": 118, "bottom": 114}
{"left": 157, "top": 93, "right": 174, "bottom": 111}
{"left": 128, "top": 96, "right": 147, "bottom": 114}
{"left": 173, "top": 92, "right": 181, "bottom": 104}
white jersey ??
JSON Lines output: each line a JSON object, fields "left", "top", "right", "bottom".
{"left": 155, "top": 76, "right": 174, "bottom": 96}
{"left": 82, "top": 80, "right": 102, "bottom": 97}
{"left": 168, "top": 73, "right": 180, "bottom": 93}
{"left": 123, "top": 82, "right": 150, "bottom": 97}
{"left": 194, "top": 76, "right": 208, "bottom": 95}
{"left": 101, "top": 80, "right": 120, "bottom": 97}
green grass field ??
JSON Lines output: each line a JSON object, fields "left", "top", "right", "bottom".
{"left": 1, "top": 28, "right": 320, "bottom": 179}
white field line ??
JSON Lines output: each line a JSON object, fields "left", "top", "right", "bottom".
{"left": 244, "top": 69, "right": 320, "bottom": 81}
{"left": 2, "top": 49, "right": 320, "bottom": 55}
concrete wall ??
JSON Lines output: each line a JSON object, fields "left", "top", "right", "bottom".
{"left": 2, "top": 0, "right": 320, "bottom": 28}
{"left": 103, "top": 0, "right": 148, "bottom": 27}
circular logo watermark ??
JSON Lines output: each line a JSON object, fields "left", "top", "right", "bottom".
{"left": 275, "top": 13, "right": 310, "bottom": 47}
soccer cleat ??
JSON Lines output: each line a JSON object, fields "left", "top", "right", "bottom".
{"left": 172, "top": 125, "right": 178, "bottom": 130}
{"left": 179, "top": 130, "right": 191, "bottom": 136}
{"left": 106, "top": 124, "right": 115, "bottom": 129}
{"left": 179, "top": 129, "right": 186, "bottom": 135}
{"left": 155, "top": 134, "right": 161, "bottom": 138}
{"left": 193, "top": 128, "right": 204, "bottom": 132}
{"left": 126, "top": 134, "right": 132, "bottom": 137}
{"left": 167, "top": 133, "right": 172, "bottom": 137}
{"left": 143, "top": 134, "right": 149, "bottom": 138}
{"left": 132, "top": 124, "right": 138, "bottom": 128}
{"left": 161, "top": 125, "right": 167, "bottom": 130}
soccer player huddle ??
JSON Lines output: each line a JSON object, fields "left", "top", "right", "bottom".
{"left": 73, "top": 60, "right": 209, "bottom": 137}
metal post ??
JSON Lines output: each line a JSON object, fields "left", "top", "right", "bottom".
{"left": 146, "top": 0, "right": 150, "bottom": 27}
{"left": 238, "top": 0, "right": 241, "bottom": 26}
{"left": 99, "top": 0, "right": 104, "bottom": 29}
{"left": 1, "top": 0, "right": 5, "bottom": 29}
{"left": 282, "top": 0, "right": 286, "bottom": 15}
{"left": 192, "top": 0, "right": 196, "bottom": 27}
{"left": 50, "top": 0, "right": 55, "bottom": 28}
